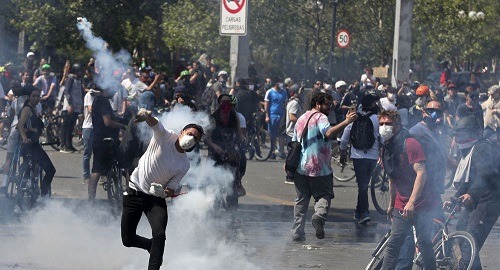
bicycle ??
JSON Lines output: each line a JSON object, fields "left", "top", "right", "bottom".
{"left": 370, "top": 161, "right": 390, "bottom": 215}
{"left": 331, "top": 143, "right": 356, "bottom": 182}
{"left": 243, "top": 112, "right": 273, "bottom": 161}
{"left": 365, "top": 196, "right": 477, "bottom": 270}
{"left": 101, "top": 137, "right": 124, "bottom": 210}
{"left": 15, "top": 141, "right": 59, "bottom": 212}
{"left": 44, "top": 112, "right": 83, "bottom": 151}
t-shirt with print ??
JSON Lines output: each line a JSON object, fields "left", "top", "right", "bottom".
{"left": 393, "top": 138, "right": 438, "bottom": 211}
{"left": 129, "top": 121, "right": 190, "bottom": 193}
{"left": 292, "top": 110, "right": 332, "bottom": 177}
{"left": 264, "top": 88, "right": 287, "bottom": 117}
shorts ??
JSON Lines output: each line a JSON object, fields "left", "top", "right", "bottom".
{"left": 91, "top": 140, "right": 118, "bottom": 174}
{"left": 7, "top": 128, "right": 20, "bottom": 153}
{"left": 268, "top": 115, "right": 283, "bottom": 139}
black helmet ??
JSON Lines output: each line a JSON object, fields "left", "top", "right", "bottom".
{"left": 72, "top": 63, "right": 82, "bottom": 73}
{"left": 454, "top": 116, "right": 481, "bottom": 132}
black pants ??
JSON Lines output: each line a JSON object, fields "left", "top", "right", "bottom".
{"left": 60, "top": 111, "right": 78, "bottom": 149}
{"left": 456, "top": 200, "right": 500, "bottom": 270}
{"left": 21, "top": 142, "right": 56, "bottom": 196}
{"left": 121, "top": 190, "right": 168, "bottom": 270}
{"left": 352, "top": 158, "right": 377, "bottom": 214}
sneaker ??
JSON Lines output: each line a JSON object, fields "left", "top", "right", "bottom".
{"left": 358, "top": 212, "right": 372, "bottom": 224}
{"left": 82, "top": 178, "right": 90, "bottom": 185}
{"left": 284, "top": 179, "right": 294, "bottom": 185}
{"left": 353, "top": 212, "right": 361, "bottom": 221}
{"left": 59, "top": 148, "right": 73, "bottom": 154}
{"left": 311, "top": 217, "right": 325, "bottom": 239}
{"left": 292, "top": 234, "right": 306, "bottom": 242}
{"left": 269, "top": 153, "right": 276, "bottom": 160}
{"left": 237, "top": 186, "right": 246, "bottom": 197}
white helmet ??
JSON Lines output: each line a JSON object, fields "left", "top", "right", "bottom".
{"left": 335, "top": 80, "right": 347, "bottom": 89}
{"left": 218, "top": 70, "right": 228, "bottom": 77}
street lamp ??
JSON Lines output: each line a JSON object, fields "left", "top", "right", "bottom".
{"left": 458, "top": 10, "right": 485, "bottom": 70}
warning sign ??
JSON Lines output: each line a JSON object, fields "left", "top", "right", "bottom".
{"left": 220, "top": 0, "right": 248, "bottom": 36}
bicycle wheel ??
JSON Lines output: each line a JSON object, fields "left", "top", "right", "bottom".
{"left": 45, "top": 117, "right": 62, "bottom": 151}
{"left": 331, "top": 145, "right": 356, "bottom": 182}
{"left": 106, "top": 164, "right": 123, "bottom": 208}
{"left": 72, "top": 114, "right": 84, "bottom": 151}
{"left": 254, "top": 130, "right": 272, "bottom": 161}
{"left": 365, "top": 230, "right": 390, "bottom": 270}
{"left": 371, "top": 168, "right": 389, "bottom": 215}
{"left": 16, "top": 163, "right": 37, "bottom": 212}
{"left": 412, "top": 231, "right": 477, "bottom": 270}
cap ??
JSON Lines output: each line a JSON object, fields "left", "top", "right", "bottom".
{"left": 335, "top": 81, "right": 347, "bottom": 89}
{"left": 27, "top": 52, "right": 35, "bottom": 57}
{"left": 41, "top": 64, "right": 51, "bottom": 70}
{"left": 284, "top": 78, "right": 292, "bottom": 85}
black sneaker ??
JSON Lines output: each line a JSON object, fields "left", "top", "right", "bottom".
{"left": 358, "top": 212, "right": 372, "bottom": 224}
{"left": 311, "top": 217, "right": 325, "bottom": 239}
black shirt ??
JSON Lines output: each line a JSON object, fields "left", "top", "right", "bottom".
{"left": 235, "top": 89, "right": 261, "bottom": 121}
{"left": 456, "top": 103, "right": 484, "bottom": 129}
{"left": 92, "top": 95, "right": 119, "bottom": 143}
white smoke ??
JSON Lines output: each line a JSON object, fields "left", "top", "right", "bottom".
{"left": 76, "top": 17, "right": 130, "bottom": 94}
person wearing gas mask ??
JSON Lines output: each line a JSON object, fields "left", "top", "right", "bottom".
{"left": 395, "top": 101, "right": 448, "bottom": 270}
{"left": 121, "top": 108, "right": 204, "bottom": 270}
{"left": 445, "top": 116, "right": 500, "bottom": 270}
{"left": 204, "top": 94, "right": 246, "bottom": 204}
{"left": 379, "top": 110, "right": 438, "bottom": 270}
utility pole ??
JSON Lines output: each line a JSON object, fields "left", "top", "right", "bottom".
{"left": 328, "top": 0, "right": 338, "bottom": 79}
{"left": 391, "top": 0, "right": 414, "bottom": 87}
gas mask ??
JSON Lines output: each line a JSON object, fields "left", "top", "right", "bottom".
{"left": 379, "top": 125, "right": 395, "bottom": 141}
{"left": 179, "top": 135, "right": 196, "bottom": 151}
{"left": 423, "top": 109, "right": 443, "bottom": 129}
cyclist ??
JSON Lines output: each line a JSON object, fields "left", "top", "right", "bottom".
{"left": 447, "top": 116, "right": 500, "bottom": 270}
{"left": 32, "top": 63, "right": 57, "bottom": 113}
{"left": 88, "top": 87, "right": 127, "bottom": 202}
{"left": 17, "top": 85, "right": 56, "bottom": 197}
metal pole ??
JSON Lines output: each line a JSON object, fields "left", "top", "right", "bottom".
{"left": 328, "top": 1, "right": 338, "bottom": 79}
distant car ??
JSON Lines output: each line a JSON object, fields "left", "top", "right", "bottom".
{"left": 423, "top": 71, "right": 483, "bottom": 92}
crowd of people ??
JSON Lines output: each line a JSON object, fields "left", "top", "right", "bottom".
{"left": 0, "top": 52, "right": 499, "bottom": 270}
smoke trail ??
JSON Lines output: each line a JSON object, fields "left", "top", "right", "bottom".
{"left": 76, "top": 17, "right": 130, "bottom": 94}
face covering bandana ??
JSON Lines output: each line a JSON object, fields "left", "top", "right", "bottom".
{"left": 219, "top": 101, "right": 232, "bottom": 126}
{"left": 379, "top": 125, "right": 395, "bottom": 141}
{"left": 179, "top": 135, "right": 196, "bottom": 150}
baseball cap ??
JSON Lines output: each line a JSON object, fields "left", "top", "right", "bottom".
{"left": 27, "top": 52, "right": 35, "bottom": 57}
{"left": 180, "top": 70, "right": 190, "bottom": 77}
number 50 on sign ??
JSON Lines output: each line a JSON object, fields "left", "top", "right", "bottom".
{"left": 336, "top": 29, "right": 351, "bottom": 49}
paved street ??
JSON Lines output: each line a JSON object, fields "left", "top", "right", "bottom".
{"left": 0, "top": 148, "right": 499, "bottom": 270}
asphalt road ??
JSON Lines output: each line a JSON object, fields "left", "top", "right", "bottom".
{"left": 0, "top": 148, "right": 499, "bottom": 270}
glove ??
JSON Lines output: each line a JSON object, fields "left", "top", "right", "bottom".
{"left": 149, "top": 183, "right": 167, "bottom": 198}
{"left": 135, "top": 108, "right": 152, "bottom": 122}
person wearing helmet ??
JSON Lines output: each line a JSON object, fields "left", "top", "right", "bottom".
{"left": 446, "top": 116, "right": 500, "bottom": 270}
{"left": 33, "top": 62, "right": 57, "bottom": 112}
{"left": 407, "top": 84, "right": 431, "bottom": 129}
{"left": 59, "top": 64, "right": 85, "bottom": 153}
{"left": 32, "top": 58, "right": 47, "bottom": 82}
{"left": 206, "top": 70, "right": 228, "bottom": 114}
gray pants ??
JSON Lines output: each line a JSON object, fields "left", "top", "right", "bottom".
{"left": 291, "top": 173, "right": 334, "bottom": 238}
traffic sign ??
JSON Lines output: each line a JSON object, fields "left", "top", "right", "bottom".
{"left": 220, "top": 0, "right": 248, "bottom": 36}
{"left": 336, "top": 29, "right": 350, "bottom": 49}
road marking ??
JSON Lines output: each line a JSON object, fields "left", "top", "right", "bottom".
{"left": 246, "top": 192, "right": 294, "bottom": 206}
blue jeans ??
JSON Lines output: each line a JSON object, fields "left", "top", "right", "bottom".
{"left": 82, "top": 128, "right": 93, "bottom": 179}
{"left": 382, "top": 210, "right": 436, "bottom": 270}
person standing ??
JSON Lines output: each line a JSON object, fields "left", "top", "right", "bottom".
{"left": 481, "top": 85, "right": 499, "bottom": 142}
{"left": 340, "top": 94, "right": 380, "bottom": 224}
{"left": 379, "top": 110, "right": 438, "bottom": 270}
{"left": 81, "top": 89, "right": 99, "bottom": 184}
{"left": 284, "top": 87, "right": 304, "bottom": 184}
{"left": 121, "top": 108, "right": 204, "bottom": 270}
{"left": 291, "top": 92, "right": 356, "bottom": 241}
{"left": 264, "top": 81, "right": 288, "bottom": 159}
{"left": 60, "top": 64, "right": 84, "bottom": 153}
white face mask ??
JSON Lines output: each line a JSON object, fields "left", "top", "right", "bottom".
{"left": 179, "top": 135, "right": 196, "bottom": 150}
{"left": 379, "top": 125, "right": 395, "bottom": 141}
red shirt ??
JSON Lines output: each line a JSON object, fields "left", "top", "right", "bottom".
{"left": 393, "top": 138, "right": 439, "bottom": 211}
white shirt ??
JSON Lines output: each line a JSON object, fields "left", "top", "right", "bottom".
{"left": 361, "top": 74, "right": 376, "bottom": 88}
{"left": 130, "top": 121, "right": 190, "bottom": 193}
{"left": 380, "top": 97, "right": 397, "bottom": 111}
{"left": 82, "top": 92, "right": 94, "bottom": 129}
{"left": 339, "top": 112, "right": 380, "bottom": 160}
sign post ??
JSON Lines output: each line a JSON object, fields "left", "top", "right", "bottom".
{"left": 220, "top": 0, "right": 248, "bottom": 36}
{"left": 336, "top": 29, "right": 350, "bottom": 79}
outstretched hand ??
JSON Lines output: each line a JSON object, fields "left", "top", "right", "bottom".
{"left": 135, "top": 108, "right": 152, "bottom": 123}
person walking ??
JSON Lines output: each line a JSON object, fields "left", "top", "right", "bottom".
{"left": 121, "top": 108, "right": 204, "bottom": 270}
{"left": 291, "top": 92, "right": 356, "bottom": 241}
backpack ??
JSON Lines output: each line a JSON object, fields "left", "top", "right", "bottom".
{"left": 350, "top": 112, "right": 376, "bottom": 153}
{"left": 404, "top": 135, "right": 446, "bottom": 194}
{"left": 201, "top": 83, "right": 216, "bottom": 107}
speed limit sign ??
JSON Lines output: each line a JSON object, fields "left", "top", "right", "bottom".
{"left": 336, "top": 29, "right": 351, "bottom": 49}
